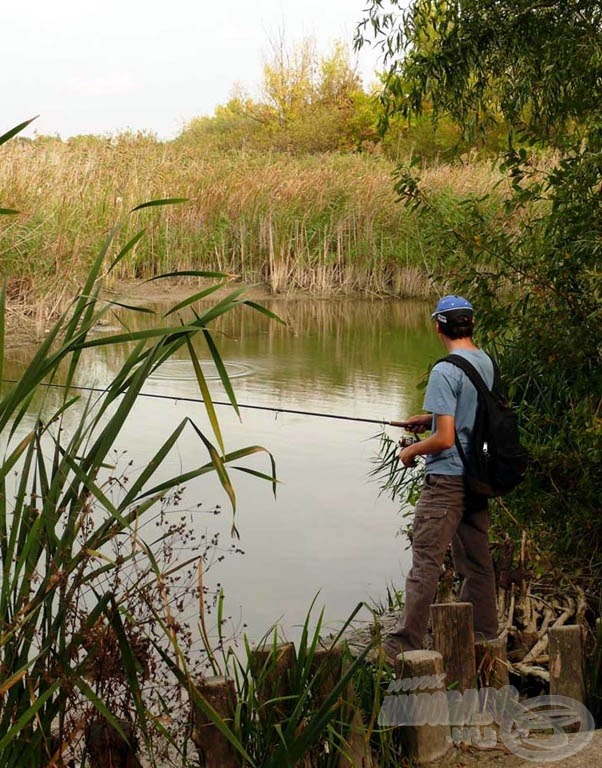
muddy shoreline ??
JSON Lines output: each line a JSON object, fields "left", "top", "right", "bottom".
{"left": 4, "top": 277, "right": 418, "bottom": 349}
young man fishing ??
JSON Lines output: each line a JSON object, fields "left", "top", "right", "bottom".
{"left": 381, "top": 295, "right": 498, "bottom": 663}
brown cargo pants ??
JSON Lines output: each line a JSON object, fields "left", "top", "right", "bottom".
{"left": 389, "top": 473, "right": 498, "bottom": 651}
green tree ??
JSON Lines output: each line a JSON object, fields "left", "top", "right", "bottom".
{"left": 262, "top": 32, "right": 317, "bottom": 128}
{"left": 357, "top": 1, "right": 602, "bottom": 571}
{"left": 178, "top": 37, "right": 382, "bottom": 153}
{"left": 177, "top": 94, "right": 267, "bottom": 152}
{"left": 257, "top": 34, "right": 379, "bottom": 151}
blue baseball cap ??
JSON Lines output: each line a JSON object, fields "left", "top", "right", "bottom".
{"left": 431, "top": 295, "right": 474, "bottom": 324}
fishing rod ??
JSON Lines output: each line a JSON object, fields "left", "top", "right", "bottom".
{"left": 1, "top": 378, "right": 413, "bottom": 428}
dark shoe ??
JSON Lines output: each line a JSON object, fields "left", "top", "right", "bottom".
{"left": 367, "top": 635, "right": 405, "bottom": 667}
{"left": 382, "top": 635, "right": 405, "bottom": 666}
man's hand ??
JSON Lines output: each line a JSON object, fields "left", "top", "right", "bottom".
{"left": 403, "top": 414, "right": 432, "bottom": 434}
{"left": 397, "top": 413, "right": 455, "bottom": 464}
{"left": 399, "top": 444, "right": 418, "bottom": 467}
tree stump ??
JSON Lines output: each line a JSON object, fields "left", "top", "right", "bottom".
{"left": 191, "top": 676, "right": 239, "bottom": 768}
{"left": 85, "top": 718, "right": 142, "bottom": 768}
{"left": 310, "top": 645, "right": 342, "bottom": 704}
{"left": 250, "top": 641, "right": 295, "bottom": 721}
{"left": 430, "top": 602, "right": 476, "bottom": 693}
{"left": 549, "top": 625, "right": 585, "bottom": 704}
{"left": 308, "top": 645, "right": 373, "bottom": 767}
{"left": 380, "top": 650, "right": 451, "bottom": 764}
{"left": 475, "top": 637, "right": 509, "bottom": 689}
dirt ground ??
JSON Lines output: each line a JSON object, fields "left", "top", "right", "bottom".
{"left": 432, "top": 727, "right": 602, "bottom": 767}
{"left": 104, "top": 277, "right": 310, "bottom": 305}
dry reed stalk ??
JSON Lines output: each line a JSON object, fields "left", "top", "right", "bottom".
{"left": 1, "top": 138, "right": 521, "bottom": 312}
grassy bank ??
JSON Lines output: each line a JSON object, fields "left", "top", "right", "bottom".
{"left": 0, "top": 134, "right": 506, "bottom": 323}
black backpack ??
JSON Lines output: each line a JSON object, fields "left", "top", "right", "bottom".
{"left": 440, "top": 354, "right": 529, "bottom": 497}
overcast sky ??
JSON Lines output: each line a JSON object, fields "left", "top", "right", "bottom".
{"left": 2, "top": 0, "right": 385, "bottom": 140}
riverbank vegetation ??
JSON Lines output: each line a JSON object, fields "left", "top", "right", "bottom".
{"left": 0, "top": 137, "right": 421, "bottom": 763}
{"left": 0, "top": 186, "right": 282, "bottom": 764}
{"left": 0, "top": 36, "right": 514, "bottom": 334}
{"left": 360, "top": 0, "right": 602, "bottom": 662}
{"left": 0, "top": 133, "right": 508, "bottom": 334}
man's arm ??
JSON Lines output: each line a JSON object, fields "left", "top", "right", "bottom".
{"left": 399, "top": 413, "right": 455, "bottom": 467}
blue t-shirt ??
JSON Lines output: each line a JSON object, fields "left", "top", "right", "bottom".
{"left": 423, "top": 348, "right": 494, "bottom": 475}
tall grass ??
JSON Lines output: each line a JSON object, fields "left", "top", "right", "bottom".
{"left": 0, "top": 132, "right": 506, "bottom": 319}
{"left": 3, "top": 120, "right": 408, "bottom": 767}
{"left": 0, "top": 144, "right": 281, "bottom": 765}
{"left": 170, "top": 599, "right": 407, "bottom": 768}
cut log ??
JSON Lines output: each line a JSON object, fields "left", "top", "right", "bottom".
{"left": 549, "top": 625, "right": 585, "bottom": 705}
{"left": 250, "top": 641, "right": 295, "bottom": 721}
{"left": 431, "top": 602, "right": 476, "bottom": 692}
{"left": 191, "top": 676, "right": 239, "bottom": 768}
{"left": 85, "top": 719, "right": 142, "bottom": 768}
{"left": 381, "top": 650, "right": 451, "bottom": 765}
{"left": 475, "top": 638, "right": 509, "bottom": 689}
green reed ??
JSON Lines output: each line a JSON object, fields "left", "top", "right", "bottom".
{"left": 0, "top": 120, "right": 280, "bottom": 766}
{"left": 161, "top": 596, "right": 404, "bottom": 768}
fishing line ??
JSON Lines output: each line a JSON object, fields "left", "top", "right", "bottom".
{"left": 0, "top": 378, "right": 409, "bottom": 428}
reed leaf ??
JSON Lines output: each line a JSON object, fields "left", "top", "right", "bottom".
{"left": 0, "top": 117, "right": 37, "bottom": 146}
{"left": 135, "top": 439, "right": 276, "bottom": 506}
{"left": 186, "top": 335, "right": 225, "bottom": 452}
{"left": 108, "top": 227, "right": 147, "bottom": 271}
{"left": 162, "top": 281, "right": 227, "bottom": 317}
{"left": 0, "top": 189, "right": 277, "bottom": 765}
{"left": 191, "top": 423, "right": 237, "bottom": 512}
{"left": 118, "top": 419, "right": 188, "bottom": 507}
{"left": 0, "top": 681, "right": 60, "bottom": 752}
{"left": 148, "top": 269, "right": 233, "bottom": 282}
{"left": 130, "top": 197, "right": 188, "bottom": 211}
{"left": 202, "top": 328, "right": 240, "bottom": 421}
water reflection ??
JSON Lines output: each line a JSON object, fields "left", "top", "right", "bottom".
{"left": 4, "top": 297, "right": 440, "bottom": 644}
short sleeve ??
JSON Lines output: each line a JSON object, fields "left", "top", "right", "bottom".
{"left": 423, "top": 363, "right": 462, "bottom": 416}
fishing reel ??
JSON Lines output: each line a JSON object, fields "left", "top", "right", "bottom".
{"left": 398, "top": 433, "right": 420, "bottom": 467}
{"left": 398, "top": 434, "right": 419, "bottom": 449}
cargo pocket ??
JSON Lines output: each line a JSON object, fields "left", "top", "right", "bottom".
{"left": 415, "top": 502, "right": 447, "bottom": 520}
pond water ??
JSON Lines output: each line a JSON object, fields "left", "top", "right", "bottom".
{"left": 5, "top": 297, "right": 442, "bottom": 647}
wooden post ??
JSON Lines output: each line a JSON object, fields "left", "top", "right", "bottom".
{"left": 250, "top": 641, "right": 295, "bottom": 720}
{"left": 85, "top": 718, "right": 142, "bottom": 768}
{"left": 310, "top": 645, "right": 342, "bottom": 703}
{"left": 430, "top": 602, "right": 476, "bottom": 693}
{"left": 549, "top": 625, "right": 585, "bottom": 704}
{"left": 191, "top": 676, "right": 239, "bottom": 768}
{"left": 475, "top": 637, "right": 509, "bottom": 689}
{"left": 339, "top": 648, "right": 374, "bottom": 768}
{"left": 310, "top": 645, "right": 373, "bottom": 768}
{"left": 380, "top": 650, "right": 451, "bottom": 764}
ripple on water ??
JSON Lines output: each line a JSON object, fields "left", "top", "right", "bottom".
{"left": 148, "top": 359, "right": 253, "bottom": 382}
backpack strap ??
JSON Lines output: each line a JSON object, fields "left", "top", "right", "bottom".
{"left": 437, "top": 353, "right": 501, "bottom": 397}
{"left": 435, "top": 353, "right": 500, "bottom": 474}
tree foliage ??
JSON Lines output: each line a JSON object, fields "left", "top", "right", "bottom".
{"left": 179, "top": 27, "right": 512, "bottom": 159}
{"left": 180, "top": 38, "right": 380, "bottom": 153}
{"left": 358, "top": 1, "right": 602, "bottom": 573}
{"left": 357, "top": 0, "right": 602, "bottom": 143}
